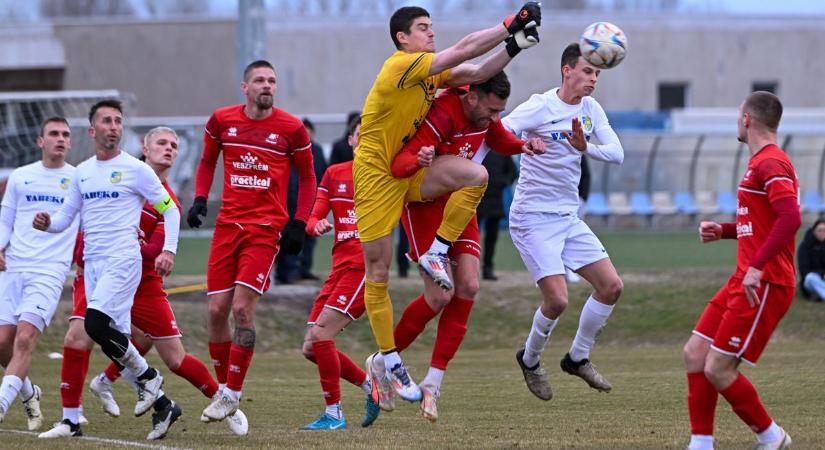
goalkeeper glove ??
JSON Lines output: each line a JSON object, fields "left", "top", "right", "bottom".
{"left": 505, "top": 27, "right": 540, "bottom": 58}
{"left": 503, "top": 1, "right": 541, "bottom": 35}
{"left": 186, "top": 196, "right": 207, "bottom": 229}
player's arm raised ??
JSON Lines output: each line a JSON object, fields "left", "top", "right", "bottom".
{"left": 432, "top": 2, "right": 541, "bottom": 83}
{"left": 485, "top": 118, "right": 545, "bottom": 156}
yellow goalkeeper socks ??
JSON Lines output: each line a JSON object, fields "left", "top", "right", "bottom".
{"left": 436, "top": 182, "right": 488, "bottom": 243}
{"left": 364, "top": 280, "right": 396, "bottom": 353}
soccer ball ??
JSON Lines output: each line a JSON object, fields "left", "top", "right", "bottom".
{"left": 579, "top": 22, "right": 627, "bottom": 69}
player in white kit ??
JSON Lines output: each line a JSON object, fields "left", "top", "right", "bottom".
{"left": 0, "top": 117, "right": 79, "bottom": 429}
{"left": 503, "top": 43, "right": 625, "bottom": 400}
{"left": 32, "top": 100, "right": 181, "bottom": 434}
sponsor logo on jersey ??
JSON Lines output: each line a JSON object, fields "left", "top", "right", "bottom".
{"left": 743, "top": 170, "right": 752, "bottom": 181}
{"left": 547, "top": 131, "right": 593, "bottom": 142}
{"left": 337, "top": 230, "right": 359, "bottom": 241}
{"left": 228, "top": 127, "right": 238, "bottom": 137}
{"left": 110, "top": 171, "right": 123, "bottom": 184}
{"left": 257, "top": 272, "right": 265, "bottom": 283}
{"left": 338, "top": 183, "right": 347, "bottom": 193}
{"left": 230, "top": 174, "right": 271, "bottom": 189}
{"left": 338, "top": 209, "right": 357, "bottom": 225}
{"left": 336, "top": 295, "right": 348, "bottom": 305}
{"left": 83, "top": 191, "right": 120, "bottom": 200}
{"left": 457, "top": 142, "right": 474, "bottom": 159}
{"left": 265, "top": 133, "right": 279, "bottom": 144}
{"left": 59, "top": 177, "right": 71, "bottom": 190}
{"left": 233, "top": 152, "right": 269, "bottom": 171}
{"left": 736, "top": 221, "right": 753, "bottom": 237}
{"left": 25, "top": 194, "right": 64, "bottom": 204}
{"left": 581, "top": 115, "right": 593, "bottom": 133}
{"left": 728, "top": 336, "right": 741, "bottom": 348}
{"left": 736, "top": 206, "right": 749, "bottom": 216}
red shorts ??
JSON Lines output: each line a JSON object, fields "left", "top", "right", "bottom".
{"left": 307, "top": 265, "right": 366, "bottom": 323}
{"left": 401, "top": 201, "right": 481, "bottom": 263}
{"left": 693, "top": 276, "right": 794, "bottom": 365}
{"left": 71, "top": 274, "right": 181, "bottom": 339}
{"left": 207, "top": 222, "right": 280, "bottom": 295}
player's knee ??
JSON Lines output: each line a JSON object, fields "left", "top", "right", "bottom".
{"left": 207, "top": 299, "right": 231, "bottom": 321}
{"left": 455, "top": 279, "right": 479, "bottom": 300}
{"left": 598, "top": 277, "right": 623, "bottom": 303}
{"left": 682, "top": 341, "right": 706, "bottom": 371}
{"left": 231, "top": 304, "right": 254, "bottom": 327}
{"left": 13, "top": 332, "right": 37, "bottom": 355}
{"left": 84, "top": 309, "right": 111, "bottom": 342}
{"left": 428, "top": 293, "right": 451, "bottom": 311}
{"left": 472, "top": 165, "right": 489, "bottom": 186}
{"left": 64, "top": 321, "right": 93, "bottom": 349}
{"left": 302, "top": 340, "right": 315, "bottom": 360}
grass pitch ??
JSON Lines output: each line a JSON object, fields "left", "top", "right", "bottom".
{"left": 1, "top": 232, "right": 824, "bottom": 448}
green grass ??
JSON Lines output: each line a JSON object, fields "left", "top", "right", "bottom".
{"left": 3, "top": 264, "right": 825, "bottom": 448}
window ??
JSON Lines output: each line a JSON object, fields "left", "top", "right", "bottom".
{"left": 752, "top": 81, "right": 778, "bottom": 94}
{"left": 658, "top": 82, "right": 688, "bottom": 110}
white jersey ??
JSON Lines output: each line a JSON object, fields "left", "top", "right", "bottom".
{"left": 0, "top": 162, "right": 79, "bottom": 276}
{"left": 502, "top": 88, "right": 623, "bottom": 215}
{"left": 50, "top": 151, "right": 177, "bottom": 261}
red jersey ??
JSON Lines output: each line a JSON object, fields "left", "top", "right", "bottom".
{"left": 195, "top": 104, "right": 316, "bottom": 229}
{"left": 391, "top": 88, "right": 525, "bottom": 181}
{"left": 734, "top": 144, "right": 799, "bottom": 286}
{"left": 306, "top": 162, "right": 363, "bottom": 269}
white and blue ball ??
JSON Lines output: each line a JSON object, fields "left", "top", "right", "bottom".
{"left": 579, "top": 22, "right": 627, "bottom": 69}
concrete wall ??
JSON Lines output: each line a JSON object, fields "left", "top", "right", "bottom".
{"left": 6, "top": 13, "right": 822, "bottom": 116}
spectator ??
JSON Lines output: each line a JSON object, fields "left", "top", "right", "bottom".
{"left": 329, "top": 111, "right": 361, "bottom": 165}
{"left": 275, "top": 119, "right": 327, "bottom": 283}
{"left": 798, "top": 218, "right": 825, "bottom": 302}
{"left": 477, "top": 152, "right": 517, "bottom": 281}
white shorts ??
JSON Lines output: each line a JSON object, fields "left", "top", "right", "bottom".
{"left": 0, "top": 271, "right": 64, "bottom": 332}
{"left": 84, "top": 257, "right": 142, "bottom": 335}
{"left": 509, "top": 211, "right": 609, "bottom": 283}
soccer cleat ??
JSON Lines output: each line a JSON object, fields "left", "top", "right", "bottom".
{"left": 753, "top": 430, "right": 792, "bottom": 450}
{"left": 0, "top": 404, "right": 6, "bottom": 423}
{"left": 22, "top": 384, "right": 44, "bottom": 430}
{"left": 90, "top": 374, "right": 121, "bottom": 417}
{"left": 516, "top": 348, "right": 552, "bottom": 400}
{"left": 419, "top": 385, "right": 440, "bottom": 423}
{"left": 226, "top": 408, "right": 249, "bottom": 436}
{"left": 78, "top": 413, "right": 89, "bottom": 425}
{"left": 560, "top": 353, "right": 612, "bottom": 392}
{"left": 386, "top": 361, "right": 422, "bottom": 402}
{"left": 201, "top": 391, "right": 239, "bottom": 422}
{"left": 361, "top": 379, "right": 381, "bottom": 427}
{"left": 301, "top": 413, "right": 347, "bottom": 430}
{"left": 38, "top": 419, "right": 82, "bottom": 438}
{"left": 134, "top": 371, "right": 164, "bottom": 417}
{"left": 365, "top": 352, "right": 394, "bottom": 412}
{"left": 146, "top": 400, "right": 182, "bottom": 440}
{"left": 418, "top": 251, "right": 453, "bottom": 290}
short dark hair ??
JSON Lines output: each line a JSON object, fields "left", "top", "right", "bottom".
{"left": 302, "top": 118, "right": 315, "bottom": 133}
{"left": 347, "top": 115, "right": 361, "bottom": 137}
{"left": 390, "top": 6, "right": 430, "bottom": 50}
{"left": 88, "top": 99, "right": 123, "bottom": 125}
{"left": 39, "top": 116, "right": 69, "bottom": 137}
{"left": 243, "top": 60, "right": 275, "bottom": 81}
{"left": 744, "top": 91, "right": 783, "bottom": 131}
{"left": 561, "top": 43, "right": 582, "bottom": 78}
{"left": 470, "top": 71, "right": 510, "bottom": 100}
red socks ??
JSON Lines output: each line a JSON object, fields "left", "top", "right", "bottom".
{"left": 431, "top": 296, "right": 473, "bottom": 370}
{"left": 336, "top": 349, "right": 367, "bottom": 386}
{"left": 225, "top": 344, "right": 254, "bottom": 392}
{"left": 208, "top": 341, "right": 232, "bottom": 385}
{"left": 687, "top": 371, "right": 718, "bottom": 435}
{"left": 171, "top": 354, "right": 219, "bottom": 398}
{"left": 720, "top": 373, "right": 773, "bottom": 433}
{"left": 313, "top": 340, "right": 341, "bottom": 405}
{"left": 394, "top": 295, "right": 438, "bottom": 352}
{"left": 60, "top": 346, "right": 91, "bottom": 408}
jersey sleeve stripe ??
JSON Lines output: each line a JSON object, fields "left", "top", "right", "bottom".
{"left": 397, "top": 53, "right": 427, "bottom": 89}
{"left": 424, "top": 118, "right": 442, "bottom": 141}
{"left": 763, "top": 176, "right": 794, "bottom": 188}
{"left": 738, "top": 186, "right": 767, "bottom": 195}
{"left": 294, "top": 143, "right": 312, "bottom": 152}
{"left": 318, "top": 186, "right": 329, "bottom": 192}
{"left": 204, "top": 127, "right": 219, "bottom": 141}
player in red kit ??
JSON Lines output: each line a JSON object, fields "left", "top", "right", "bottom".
{"left": 298, "top": 119, "right": 382, "bottom": 431}
{"left": 365, "top": 72, "right": 544, "bottom": 422}
{"left": 683, "top": 92, "right": 800, "bottom": 450}
{"left": 187, "top": 60, "right": 317, "bottom": 424}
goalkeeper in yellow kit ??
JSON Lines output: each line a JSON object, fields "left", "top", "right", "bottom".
{"left": 354, "top": 3, "right": 542, "bottom": 402}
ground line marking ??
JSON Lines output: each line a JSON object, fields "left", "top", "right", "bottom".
{"left": 0, "top": 428, "right": 194, "bottom": 450}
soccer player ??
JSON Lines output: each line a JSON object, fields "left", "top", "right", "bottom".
{"left": 354, "top": 3, "right": 542, "bottom": 402}
{"left": 0, "top": 117, "right": 78, "bottom": 429}
{"left": 32, "top": 100, "right": 179, "bottom": 431}
{"left": 40, "top": 127, "right": 247, "bottom": 439}
{"left": 187, "top": 60, "right": 317, "bottom": 422}
{"left": 504, "top": 43, "right": 625, "bottom": 400}
{"left": 683, "top": 92, "right": 798, "bottom": 450}
{"left": 366, "top": 73, "right": 543, "bottom": 423}
{"left": 299, "top": 119, "right": 382, "bottom": 430}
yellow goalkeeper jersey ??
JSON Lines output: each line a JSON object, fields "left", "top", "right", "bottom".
{"left": 355, "top": 50, "right": 450, "bottom": 169}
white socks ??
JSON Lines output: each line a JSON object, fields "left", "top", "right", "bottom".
{"left": 0, "top": 375, "right": 23, "bottom": 411}
{"left": 522, "top": 308, "right": 558, "bottom": 368}
{"left": 325, "top": 402, "right": 343, "bottom": 420}
{"left": 63, "top": 407, "right": 81, "bottom": 424}
{"left": 427, "top": 239, "right": 450, "bottom": 255}
{"left": 19, "top": 376, "right": 34, "bottom": 401}
{"left": 569, "top": 296, "right": 614, "bottom": 362}
{"left": 114, "top": 341, "right": 149, "bottom": 377}
{"left": 360, "top": 377, "right": 372, "bottom": 395}
{"left": 757, "top": 421, "right": 783, "bottom": 444}
{"left": 687, "top": 434, "right": 714, "bottom": 450}
{"left": 421, "top": 367, "right": 445, "bottom": 390}
{"left": 225, "top": 388, "right": 242, "bottom": 401}
{"left": 382, "top": 351, "right": 402, "bottom": 372}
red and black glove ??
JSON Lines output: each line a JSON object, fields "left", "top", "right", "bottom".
{"left": 503, "top": 2, "right": 541, "bottom": 35}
